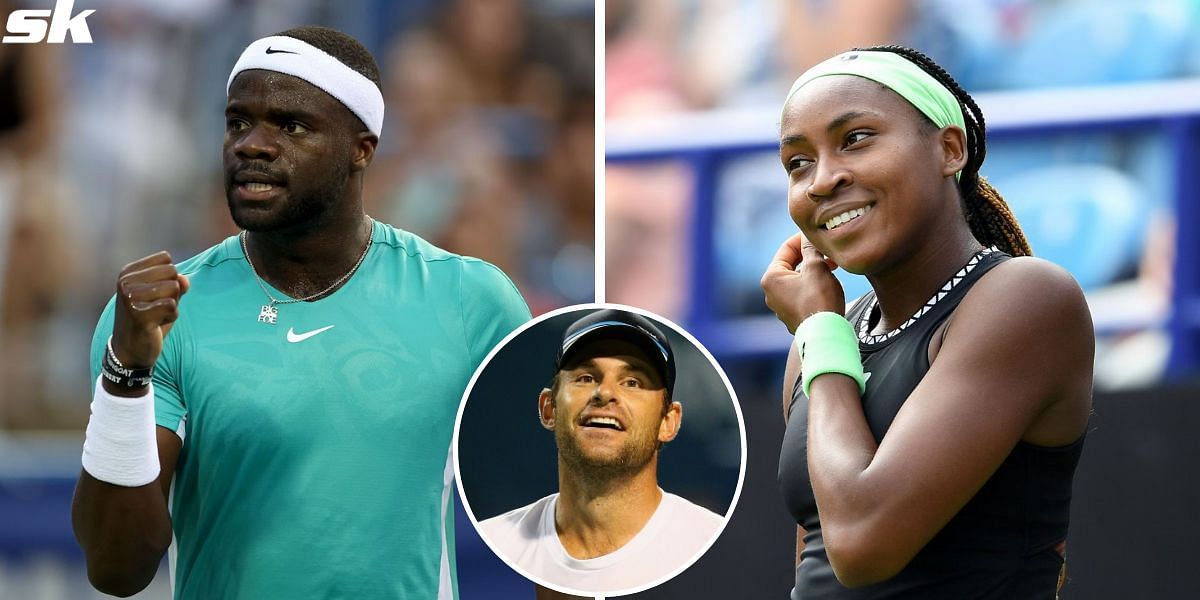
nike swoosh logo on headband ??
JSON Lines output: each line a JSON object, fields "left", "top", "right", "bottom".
{"left": 265, "top": 47, "right": 298, "bottom": 55}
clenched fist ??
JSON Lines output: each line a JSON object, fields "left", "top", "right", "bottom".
{"left": 111, "top": 251, "right": 190, "bottom": 370}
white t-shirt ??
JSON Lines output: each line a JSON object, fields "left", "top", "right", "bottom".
{"left": 478, "top": 490, "right": 725, "bottom": 595}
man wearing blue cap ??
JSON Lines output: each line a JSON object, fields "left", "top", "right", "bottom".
{"left": 479, "top": 309, "right": 723, "bottom": 596}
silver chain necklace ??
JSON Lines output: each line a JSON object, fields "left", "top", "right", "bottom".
{"left": 240, "top": 224, "right": 373, "bottom": 325}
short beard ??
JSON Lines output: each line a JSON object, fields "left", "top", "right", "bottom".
{"left": 555, "top": 420, "right": 659, "bottom": 485}
{"left": 227, "top": 160, "right": 350, "bottom": 233}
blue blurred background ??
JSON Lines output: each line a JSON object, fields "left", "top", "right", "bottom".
{"left": 607, "top": 0, "right": 1200, "bottom": 598}
{"left": 0, "top": 0, "right": 592, "bottom": 598}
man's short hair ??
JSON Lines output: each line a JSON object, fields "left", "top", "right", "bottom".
{"left": 274, "top": 25, "right": 382, "bottom": 91}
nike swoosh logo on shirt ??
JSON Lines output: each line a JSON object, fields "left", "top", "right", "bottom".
{"left": 287, "top": 325, "right": 335, "bottom": 343}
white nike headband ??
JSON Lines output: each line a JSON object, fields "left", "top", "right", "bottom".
{"left": 227, "top": 35, "right": 384, "bottom": 137}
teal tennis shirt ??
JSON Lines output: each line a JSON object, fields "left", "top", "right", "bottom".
{"left": 89, "top": 221, "right": 531, "bottom": 600}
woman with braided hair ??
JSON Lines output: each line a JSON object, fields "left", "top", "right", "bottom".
{"left": 762, "top": 45, "right": 1093, "bottom": 598}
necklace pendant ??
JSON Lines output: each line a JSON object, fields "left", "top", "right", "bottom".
{"left": 257, "top": 304, "right": 279, "bottom": 325}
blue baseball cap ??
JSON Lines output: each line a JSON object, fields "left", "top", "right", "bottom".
{"left": 556, "top": 309, "right": 675, "bottom": 395}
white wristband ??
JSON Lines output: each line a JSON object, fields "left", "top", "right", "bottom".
{"left": 81, "top": 377, "right": 161, "bottom": 487}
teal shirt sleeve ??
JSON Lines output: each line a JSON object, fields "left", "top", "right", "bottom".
{"left": 458, "top": 258, "right": 531, "bottom": 367}
{"left": 89, "top": 296, "right": 189, "bottom": 433}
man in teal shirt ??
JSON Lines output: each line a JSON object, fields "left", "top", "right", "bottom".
{"left": 71, "top": 26, "right": 530, "bottom": 599}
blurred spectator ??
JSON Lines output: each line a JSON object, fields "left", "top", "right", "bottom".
{"left": 0, "top": 13, "right": 81, "bottom": 429}
{"left": 368, "top": 0, "right": 594, "bottom": 313}
{"left": 605, "top": 0, "right": 690, "bottom": 116}
{"left": 605, "top": 0, "right": 695, "bottom": 320}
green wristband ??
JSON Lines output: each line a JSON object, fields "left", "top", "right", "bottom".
{"left": 795, "top": 312, "right": 866, "bottom": 398}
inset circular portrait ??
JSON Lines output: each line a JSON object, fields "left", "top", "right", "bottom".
{"left": 454, "top": 304, "right": 746, "bottom": 597}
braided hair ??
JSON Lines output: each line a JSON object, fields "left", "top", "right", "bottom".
{"left": 853, "top": 45, "right": 1032, "bottom": 257}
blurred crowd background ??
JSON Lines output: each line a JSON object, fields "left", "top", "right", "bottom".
{"left": 0, "top": 0, "right": 594, "bottom": 434}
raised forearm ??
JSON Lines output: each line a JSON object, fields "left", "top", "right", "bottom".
{"left": 805, "top": 374, "right": 897, "bottom": 585}
{"left": 74, "top": 252, "right": 188, "bottom": 595}
{"left": 807, "top": 376, "right": 877, "bottom": 482}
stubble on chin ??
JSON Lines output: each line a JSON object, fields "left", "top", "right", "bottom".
{"left": 226, "top": 188, "right": 338, "bottom": 233}
{"left": 225, "top": 158, "right": 350, "bottom": 233}
{"left": 555, "top": 421, "right": 658, "bottom": 483}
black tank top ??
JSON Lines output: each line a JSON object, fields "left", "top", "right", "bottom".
{"left": 778, "top": 248, "right": 1085, "bottom": 599}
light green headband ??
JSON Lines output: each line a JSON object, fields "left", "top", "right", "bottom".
{"left": 783, "top": 50, "right": 967, "bottom": 179}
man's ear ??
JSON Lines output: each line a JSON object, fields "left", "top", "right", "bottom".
{"left": 657, "top": 401, "right": 682, "bottom": 443}
{"left": 939, "top": 125, "right": 968, "bottom": 177}
{"left": 350, "top": 132, "right": 378, "bottom": 172}
{"left": 538, "top": 388, "right": 556, "bottom": 430}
